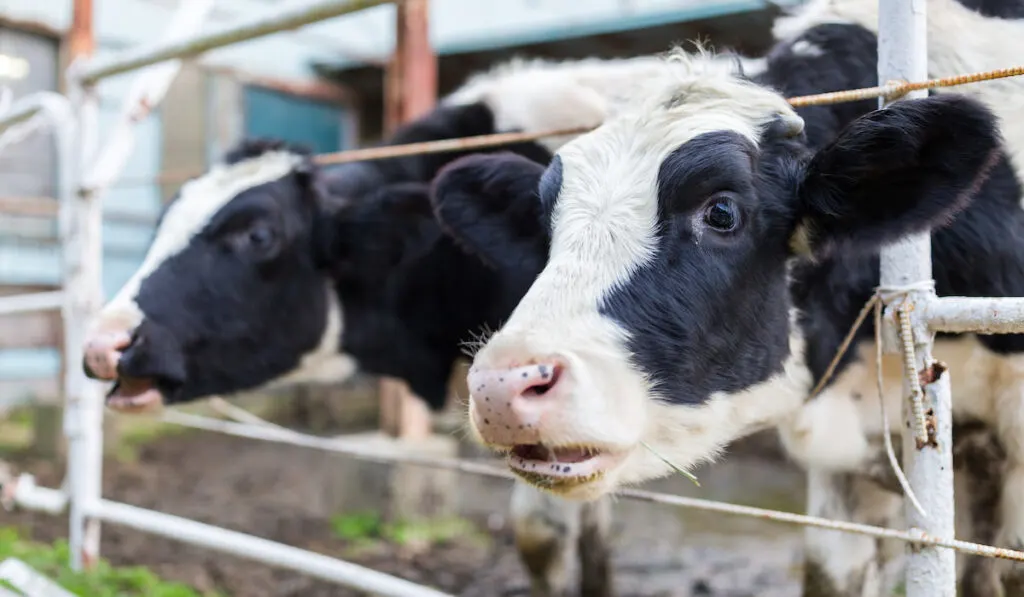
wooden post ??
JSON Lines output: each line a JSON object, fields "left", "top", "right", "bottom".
{"left": 379, "top": 0, "right": 437, "bottom": 440}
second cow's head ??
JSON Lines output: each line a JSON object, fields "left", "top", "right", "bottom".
{"left": 83, "top": 140, "right": 452, "bottom": 411}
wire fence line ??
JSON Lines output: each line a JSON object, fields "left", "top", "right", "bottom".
{"left": 94, "top": 63, "right": 1024, "bottom": 189}
{"left": 157, "top": 407, "right": 1024, "bottom": 563}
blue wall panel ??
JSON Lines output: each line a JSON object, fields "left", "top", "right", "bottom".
{"left": 242, "top": 86, "right": 346, "bottom": 154}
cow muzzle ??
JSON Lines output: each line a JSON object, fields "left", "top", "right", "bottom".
{"left": 466, "top": 360, "right": 630, "bottom": 499}
{"left": 82, "top": 320, "right": 183, "bottom": 414}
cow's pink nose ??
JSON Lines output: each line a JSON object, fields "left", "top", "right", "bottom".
{"left": 466, "top": 362, "right": 566, "bottom": 445}
{"left": 83, "top": 330, "right": 132, "bottom": 381}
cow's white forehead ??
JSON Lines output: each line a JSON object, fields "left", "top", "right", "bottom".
{"left": 551, "top": 58, "right": 801, "bottom": 220}
{"left": 155, "top": 150, "right": 304, "bottom": 265}
{"left": 552, "top": 70, "right": 798, "bottom": 235}
{"left": 92, "top": 150, "right": 303, "bottom": 334}
{"left": 540, "top": 68, "right": 802, "bottom": 298}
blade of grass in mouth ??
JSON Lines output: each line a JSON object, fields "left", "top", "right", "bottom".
{"left": 641, "top": 441, "right": 701, "bottom": 487}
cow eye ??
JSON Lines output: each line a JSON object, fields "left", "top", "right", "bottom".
{"left": 703, "top": 197, "right": 739, "bottom": 232}
{"left": 248, "top": 223, "right": 273, "bottom": 248}
{"left": 232, "top": 221, "right": 278, "bottom": 257}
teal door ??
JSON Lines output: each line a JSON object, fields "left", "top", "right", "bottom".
{"left": 243, "top": 85, "right": 347, "bottom": 153}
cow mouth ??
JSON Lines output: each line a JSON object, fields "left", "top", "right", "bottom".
{"left": 506, "top": 443, "right": 621, "bottom": 491}
{"left": 105, "top": 376, "right": 166, "bottom": 414}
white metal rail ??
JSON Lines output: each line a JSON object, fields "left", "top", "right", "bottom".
{"left": 73, "top": 0, "right": 394, "bottom": 85}
{"left": 0, "top": 94, "right": 70, "bottom": 318}
{"left": 2, "top": 0, "right": 1024, "bottom": 595}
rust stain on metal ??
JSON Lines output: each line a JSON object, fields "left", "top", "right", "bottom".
{"left": 130, "top": 97, "right": 154, "bottom": 123}
{"left": 207, "top": 65, "right": 352, "bottom": 104}
{"left": 917, "top": 407, "right": 939, "bottom": 450}
{"left": 69, "top": 0, "right": 96, "bottom": 59}
{"left": 81, "top": 549, "right": 97, "bottom": 569}
{"left": 919, "top": 360, "right": 948, "bottom": 386}
{"left": 385, "top": 0, "right": 436, "bottom": 135}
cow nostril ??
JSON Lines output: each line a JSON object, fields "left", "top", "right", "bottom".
{"left": 523, "top": 363, "right": 563, "bottom": 398}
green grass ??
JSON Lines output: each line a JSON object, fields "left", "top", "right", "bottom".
{"left": 112, "top": 416, "right": 190, "bottom": 463}
{"left": 0, "top": 408, "right": 34, "bottom": 456}
{"left": 0, "top": 404, "right": 193, "bottom": 463}
{"left": 329, "top": 511, "right": 487, "bottom": 552}
{"left": 0, "top": 527, "right": 220, "bottom": 597}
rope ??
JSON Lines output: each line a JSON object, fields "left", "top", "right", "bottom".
{"left": 787, "top": 65, "right": 1024, "bottom": 107}
{"left": 315, "top": 126, "right": 593, "bottom": 165}
{"left": 874, "top": 294, "right": 927, "bottom": 519}
{"left": 101, "top": 63, "right": 1024, "bottom": 189}
{"left": 207, "top": 397, "right": 287, "bottom": 429}
{"left": 154, "top": 409, "right": 1024, "bottom": 563}
{"left": 806, "top": 281, "right": 937, "bottom": 519}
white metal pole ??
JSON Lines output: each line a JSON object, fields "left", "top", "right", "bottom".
{"left": 0, "top": 101, "right": 41, "bottom": 135}
{"left": 927, "top": 296, "right": 1024, "bottom": 333}
{"left": 83, "top": 0, "right": 216, "bottom": 193}
{"left": 88, "top": 500, "right": 454, "bottom": 597}
{"left": 877, "top": 1, "right": 956, "bottom": 596}
{"left": 75, "top": 0, "right": 395, "bottom": 85}
{"left": 64, "top": 80, "right": 106, "bottom": 572}
{"left": 0, "top": 291, "right": 64, "bottom": 316}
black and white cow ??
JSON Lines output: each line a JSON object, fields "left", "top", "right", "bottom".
{"left": 83, "top": 55, "right": 759, "bottom": 597}
{"left": 434, "top": 1, "right": 1024, "bottom": 595}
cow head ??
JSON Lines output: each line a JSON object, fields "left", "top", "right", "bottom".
{"left": 82, "top": 139, "right": 444, "bottom": 412}
{"left": 433, "top": 60, "right": 1003, "bottom": 500}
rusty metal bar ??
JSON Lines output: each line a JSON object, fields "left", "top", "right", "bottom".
{"left": 74, "top": 0, "right": 395, "bottom": 85}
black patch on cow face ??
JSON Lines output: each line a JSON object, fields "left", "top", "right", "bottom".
{"left": 599, "top": 131, "right": 798, "bottom": 406}
{"left": 121, "top": 167, "right": 333, "bottom": 404}
{"left": 316, "top": 182, "right": 442, "bottom": 289}
{"left": 537, "top": 154, "right": 563, "bottom": 234}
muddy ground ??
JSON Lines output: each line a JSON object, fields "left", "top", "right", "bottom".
{"left": 3, "top": 427, "right": 808, "bottom": 597}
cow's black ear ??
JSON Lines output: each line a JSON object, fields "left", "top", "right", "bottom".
{"left": 293, "top": 158, "right": 316, "bottom": 188}
{"left": 790, "top": 94, "right": 1002, "bottom": 258}
{"left": 313, "top": 182, "right": 441, "bottom": 276}
{"left": 430, "top": 152, "right": 551, "bottom": 272}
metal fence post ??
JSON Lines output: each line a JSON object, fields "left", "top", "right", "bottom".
{"left": 64, "top": 0, "right": 106, "bottom": 571}
{"left": 64, "top": 79, "right": 105, "bottom": 571}
{"left": 877, "top": 1, "right": 957, "bottom": 595}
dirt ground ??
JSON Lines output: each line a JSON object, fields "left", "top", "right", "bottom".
{"left": 3, "top": 428, "right": 808, "bottom": 597}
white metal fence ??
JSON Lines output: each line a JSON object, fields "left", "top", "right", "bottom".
{"left": 0, "top": 1, "right": 1023, "bottom": 596}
